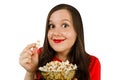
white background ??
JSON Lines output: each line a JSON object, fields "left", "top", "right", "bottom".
{"left": 0, "top": 0, "right": 120, "bottom": 80}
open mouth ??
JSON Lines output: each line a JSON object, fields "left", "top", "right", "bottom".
{"left": 53, "top": 39, "right": 65, "bottom": 43}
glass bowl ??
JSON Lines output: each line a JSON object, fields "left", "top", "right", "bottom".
{"left": 40, "top": 70, "right": 75, "bottom": 80}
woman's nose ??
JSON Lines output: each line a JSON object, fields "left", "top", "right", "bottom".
{"left": 52, "top": 27, "right": 62, "bottom": 36}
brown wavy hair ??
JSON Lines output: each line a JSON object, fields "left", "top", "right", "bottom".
{"left": 39, "top": 4, "right": 90, "bottom": 80}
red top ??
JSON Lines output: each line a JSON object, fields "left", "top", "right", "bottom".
{"left": 35, "top": 48, "right": 101, "bottom": 80}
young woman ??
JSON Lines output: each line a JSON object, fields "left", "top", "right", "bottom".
{"left": 19, "top": 4, "right": 100, "bottom": 80}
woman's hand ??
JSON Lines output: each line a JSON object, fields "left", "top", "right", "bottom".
{"left": 19, "top": 43, "right": 39, "bottom": 73}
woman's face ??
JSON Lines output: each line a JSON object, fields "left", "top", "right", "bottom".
{"left": 48, "top": 9, "right": 76, "bottom": 55}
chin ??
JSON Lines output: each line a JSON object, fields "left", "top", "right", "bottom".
{"left": 52, "top": 47, "right": 65, "bottom": 52}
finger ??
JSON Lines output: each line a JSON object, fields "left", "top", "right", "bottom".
{"left": 22, "top": 58, "right": 32, "bottom": 64}
{"left": 32, "top": 47, "right": 38, "bottom": 54}
{"left": 19, "top": 57, "right": 30, "bottom": 66}
{"left": 19, "top": 54, "right": 30, "bottom": 62}
{"left": 26, "top": 49, "right": 33, "bottom": 55}
{"left": 20, "top": 52, "right": 32, "bottom": 60}
{"left": 21, "top": 47, "right": 34, "bottom": 56}
{"left": 25, "top": 43, "right": 36, "bottom": 50}
{"left": 20, "top": 48, "right": 33, "bottom": 57}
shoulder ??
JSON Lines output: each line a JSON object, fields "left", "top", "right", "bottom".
{"left": 89, "top": 55, "right": 101, "bottom": 80}
{"left": 89, "top": 55, "right": 101, "bottom": 70}
{"left": 37, "top": 47, "right": 43, "bottom": 55}
{"left": 90, "top": 55, "right": 100, "bottom": 64}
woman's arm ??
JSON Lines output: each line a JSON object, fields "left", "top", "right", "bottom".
{"left": 19, "top": 43, "right": 39, "bottom": 80}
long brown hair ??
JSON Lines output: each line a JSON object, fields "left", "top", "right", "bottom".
{"left": 39, "top": 4, "right": 90, "bottom": 80}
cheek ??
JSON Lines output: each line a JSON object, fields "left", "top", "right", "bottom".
{"left": 63, "top": 30, "right": 76, "bottom": 39}
{"left": 65, "top": 31, "right": 76, "bottom": 47}
{"left": 47, "top": 31, "right": 53, "bottom": 39}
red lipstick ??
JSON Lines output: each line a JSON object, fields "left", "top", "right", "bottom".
{"left": 53, "top": 39, "right": 65, "bottom": 43}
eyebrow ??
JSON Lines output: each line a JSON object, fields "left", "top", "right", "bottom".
{"left": 49, "top": 19, "right": 72, "bottom": 23}
{"left": 62, "top": 19, "right": 72, "bottom": 23}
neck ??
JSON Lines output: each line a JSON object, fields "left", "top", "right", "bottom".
{"left": 56, "top": 52, "right": 68, "bottom": 61}
{"left": 56, "top": 49, "right": 70, "bottom": 61}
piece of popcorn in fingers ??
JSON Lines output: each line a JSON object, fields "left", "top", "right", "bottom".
{"left": 36, "top": 40, "right": 40, "bottom": 48}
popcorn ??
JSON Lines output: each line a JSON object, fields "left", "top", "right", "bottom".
{"left": 30, "top": 40, "right": 40, "bottom": 51}
{"left": 39, "top": 60, "right": 77, "bottom": 72}
{"left": 36, "top": 40, "right": 40, "bottom": 48}
{"left": 39, "top": 60, "right": 77, "bottom": 80}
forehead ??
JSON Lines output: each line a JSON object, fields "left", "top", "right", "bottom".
{"left": 49, "top": 9, "right": 72, "bottom": 22}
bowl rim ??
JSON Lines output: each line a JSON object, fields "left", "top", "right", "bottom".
{"left": 39, "top": 69, "right": 76, "bottom": 73}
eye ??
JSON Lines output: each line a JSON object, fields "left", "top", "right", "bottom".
{"left": 48, "top": 24, "right": 55, "bottom": 29}
{"left": 62, "top": 23, "right": 69, "bottom": 28}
